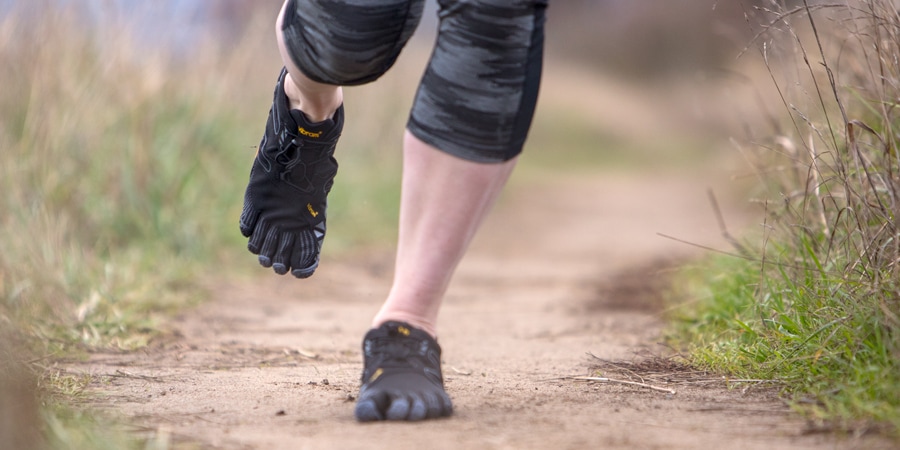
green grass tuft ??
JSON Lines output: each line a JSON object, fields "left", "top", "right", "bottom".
{"left": 0, "top": 4, "right": 253, "bottom": 353}
{"left": 669, "top": 0, "right": 900, "bottom": 435}
{"left": 0, "top": 3, "right": 270, "bottom": 446}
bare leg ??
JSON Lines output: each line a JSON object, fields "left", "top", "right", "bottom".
{"left": 355, "top": 132, "right": 515, "bottom": 421}
{"left": 372, "top": 131, "right": 518, "bottom": 338}
{"left": 276, "top": 0, "right": 515, "bottom": 331}
{"left": 269, "top": 0, "right": 521, "bottom": 422}
{"left": 275, "top": 0, "right": 342, "bottom": 121}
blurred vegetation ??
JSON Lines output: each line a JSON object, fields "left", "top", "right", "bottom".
{"left": 547, "top": 0, "right": 766, "bottom": 79}
{"left": 0, "top": 3, "right": 249, "bottom": 353}
{"left": 0, "top": 0, "right": 421, "bottom": 353}
{"left": 10, "top": 0, "right": 883, "bottom": 446}
{"left": 669, "top": 0, "right": 900, "bottom": 435}
{"left": 0, "top": 2, "right": 258, "bottom": 446}
{"left": 0, "top": 0, "right": 407, "bottom": 446}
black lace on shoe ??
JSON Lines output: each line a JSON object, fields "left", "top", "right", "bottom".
{"left": 363, "top": 329, "right": 440, "bottom": 383}
{"left": 274, "top": 139, "right": 309, "bottom": 192}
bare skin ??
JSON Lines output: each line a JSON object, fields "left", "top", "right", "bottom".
{"left": 275, "top": 0, "right": 342, "bottom": 122}
{"left": 373, "top": 136, "right": 517, "bottom": 337}
{"left": 274, "top": 1, "right": 518, "bottom": 339}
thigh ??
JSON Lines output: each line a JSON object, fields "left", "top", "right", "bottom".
{"left": 281, "top": 0, "right": 425, "bottom": 85}
{"left": 408, "top": 0, "right": 548, "bottom": 162}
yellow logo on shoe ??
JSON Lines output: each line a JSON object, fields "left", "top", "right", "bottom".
{"left": 307, "top": 203, "right": 319, "bottom": 218}
{"left": 397, "top": 326, "right": 410, "bottom": 336}
{"left": 298, "top": 127, "right": 321, "bottom": 138}
{"left": 369, "top": 368, "right": 383, "bottom": 383}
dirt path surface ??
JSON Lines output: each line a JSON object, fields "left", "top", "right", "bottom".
{"left": 68, "top": 170, "right": 892, "bottom": 449}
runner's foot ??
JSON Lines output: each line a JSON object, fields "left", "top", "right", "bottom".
{"left": 355, "top": 322, "right": 453, "bottom": 421}
{"left": 239, "top": 68, "right": 343, "bottom": 278}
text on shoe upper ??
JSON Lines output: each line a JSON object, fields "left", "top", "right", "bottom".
{"left": 298, "top": 127, "right": 321, "bottom": 138}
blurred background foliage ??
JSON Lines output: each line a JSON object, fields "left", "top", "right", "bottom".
{"left": 10, "top": 0, "right": 892, "bottom": 446}
{"left": 0, "top": 0, "right": 763, "bottom": 353}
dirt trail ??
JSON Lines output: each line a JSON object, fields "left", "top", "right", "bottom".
{"left": 68, "top": 170, "right": 892, "bottom": 449}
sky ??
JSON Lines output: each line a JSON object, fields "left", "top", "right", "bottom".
{"left": 1, "top": 0, "right": 440, "bottom": 52}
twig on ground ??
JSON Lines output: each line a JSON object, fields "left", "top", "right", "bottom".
{"left": 586, "top": 353, "right": 647, "bottom": 383}
{"left": 582, "top": 353, "right": 783, "bottom": 390}
{"left": 450, "top": 366, "right": 472, "bottom": 376}
{"left": 677, "top": 378, "right": 785, "bottom": 385}
{"left": 257, "top": 348, "right": 320, "bottom": 365}
{"left": 570, "top": 376, "right": 676, "bottom": 395}
{"left": 111, "top": 369, "right": 164, "bottom": 382}
{"left": 292, "top": 348, "right": 319, "bottom": 359}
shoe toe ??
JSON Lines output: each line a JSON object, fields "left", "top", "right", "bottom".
{"left": 354, "top": 398, "right": 383, "bottom": 422}
{"left": 355, "top": 390, "right": 388, "bottom": 422}
{"left": 245, "top": 217, "right": 272, "bottom": 255}
{"left": 406, "top": 393, "right": 428, "bottom": 421}
{"left": 291, "top": 259, "right": 318, "bottom": 278}
{"left": 439, "top": 391, "right": 453, "bottom": 417}
{"left": 385, "top": 394, "right": 411, "bottom": 421}
{"left": 239, "top": 201, "right": 259, "bottom": 238}
{"left": 422, "top": 391, "right": 446, "bottom": 419}
{"left": 271, "top": 233, "right": 295, "bottom": 273}
{"left": 260, "top": 228, "right": 280, "bottom": 264}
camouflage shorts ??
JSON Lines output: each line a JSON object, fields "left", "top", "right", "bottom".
{"left": 281, "top": 0, "right": 548, "bottom": 162}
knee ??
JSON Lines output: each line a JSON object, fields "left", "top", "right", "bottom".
{"left": 280, "top": 0, "right": 425, "bottom": 85}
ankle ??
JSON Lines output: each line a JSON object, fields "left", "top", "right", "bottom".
{"left": 372, "top": 315, "right": 437, "bottom": 339}
{"left": 283, "top": 73, "right": 342, "bottom": 122}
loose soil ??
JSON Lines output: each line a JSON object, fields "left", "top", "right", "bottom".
{"left": 65, "top": 171, "right": 894, "bottom": 449}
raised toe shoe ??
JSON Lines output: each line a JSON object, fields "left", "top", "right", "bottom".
{"left": 239, "top": 68, "right": 343, "bottom": 278}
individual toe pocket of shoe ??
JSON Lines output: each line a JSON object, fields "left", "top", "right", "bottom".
{"left": 421, "top": 390, "right": 448, "bottom": 419}
{"left": 289, "top": 231, "right": 319, "bottom": 278}
{"left": 246, "top": 217, "right": 269, "bottom": 255}
{"left": 291, "top": 265, "right": 317, "bottom": 279}
{"left": 355, "top": 390, "right": 388, "bottom": 422}
{"left": 257, "top": 226, "right": 280, "bottom": 268}
{"left": 385, "top": 393, "right": 412, "bottom": 421}
{"left": 438, "top": 390, "right": 453, "bottom": 417}
{"left": 239, "top": 202, "right": 259, "bottom": 238}
{"left": 271, "top": 233, "right": 295, "bottom": 275}
{"left": 406, "top": 393, "right": 428, "bottom": 421}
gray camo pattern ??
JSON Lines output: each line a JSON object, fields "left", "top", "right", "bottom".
{"left": 282, "top": 0, "right": 547, "bottom": 162}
